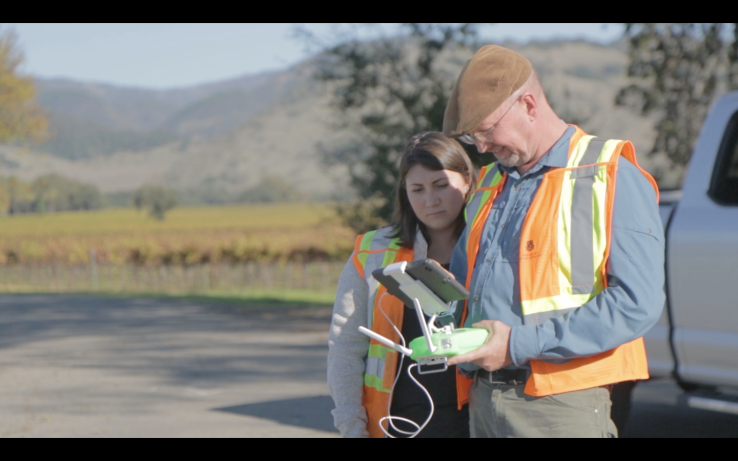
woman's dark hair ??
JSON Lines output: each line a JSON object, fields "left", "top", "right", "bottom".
{"left": 390, "top": 131, "right": 478, "bottom": 249}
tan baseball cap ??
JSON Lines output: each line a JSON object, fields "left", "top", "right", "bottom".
{"left": 443, "top": 45, "right": 533, "bottom": 138}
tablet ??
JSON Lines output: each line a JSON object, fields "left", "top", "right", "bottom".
{"left": 372, "top": 258, "right": 469, "bottom": 309}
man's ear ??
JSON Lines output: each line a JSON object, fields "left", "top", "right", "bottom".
{"left": 522, "top": 93, "right": 537, "bottom": 121}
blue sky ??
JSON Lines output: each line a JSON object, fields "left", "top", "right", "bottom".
{"left": 6, "top": 23, "right": 622, "bottom": 89}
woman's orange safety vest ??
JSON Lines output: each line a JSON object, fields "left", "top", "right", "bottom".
{"left": 463, "top": 125, "right": 659, "bottom": 397}
{"left": 352, "top": 227, "right": 473, "bottom": 438}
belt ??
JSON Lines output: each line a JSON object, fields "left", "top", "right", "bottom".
{"left": 476, "top": 368, "right": 530, "bottom": 386}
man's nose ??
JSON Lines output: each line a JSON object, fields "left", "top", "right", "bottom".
{"left": 479, "top": 141, "right": 501, "bottom": 155}
{"left": 475, "top": 140, "right": 489, "bottom": 154}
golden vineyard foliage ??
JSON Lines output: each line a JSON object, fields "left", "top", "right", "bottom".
{"left": 0, "top": 204, "right": 356, "bottom": 266}
{"left": 0, "top": 28, "right": 47, "bottom": 143}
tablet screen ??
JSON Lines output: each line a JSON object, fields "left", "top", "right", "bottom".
{"left": 371, "top": 258, "right": 469, "bottom": 307}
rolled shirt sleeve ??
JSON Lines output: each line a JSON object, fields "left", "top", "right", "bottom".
{"left": 509, "top": 159, "right": 666, "bottom": 365}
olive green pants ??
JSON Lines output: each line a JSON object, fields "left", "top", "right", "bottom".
{"left": 469, "top": 375, "right": 617, "bottom": 438}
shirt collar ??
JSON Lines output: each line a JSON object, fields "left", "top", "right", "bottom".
{"left": 413, "top": 226, "right": 428, "bottom": 260}
{"left": 498, "top": 124, "right": 575, "bottom": 177}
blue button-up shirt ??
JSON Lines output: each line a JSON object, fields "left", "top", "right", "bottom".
{"left": 450, "top": 126, "right": 666, "bottom": 373}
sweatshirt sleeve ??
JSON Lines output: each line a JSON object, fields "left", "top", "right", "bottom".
{"left": 327, "top": 255, "right": 371, "bottom": 438}
{"left": 510, "top": 158, "right": 666, "bottom": 365}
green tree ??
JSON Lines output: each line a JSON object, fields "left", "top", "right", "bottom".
{"left": 32, "top": 176, "right": 48, "bottom": 213}
{"left": 30, "top": 175, "right": 103, "bottom": 213}
{"left": 0, "top": 178, "right": 10, "bottom": 213}
{"left": 71, "top": 184, "right": 103, "bottom": 211}
{"left": 299, "top": 24, "right": 483, "bottom": 233}
{"left": 7, "top": 176, "right": 35, "bottom": 214}
{"left": 133, "top": 185, "right": 178, "bottom": 220}
{"left": 0, "top": 26, "right": 47, "bottom": 143}
{"left": 616, "top": 23, "right": 738, "bottom": 184}
{"left": 239, "top": 175, "right": 300, "bottom": 203}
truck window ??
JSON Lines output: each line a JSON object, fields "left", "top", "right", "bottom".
{"left": 710, "top": 111, "right": 738, "bottom": 205}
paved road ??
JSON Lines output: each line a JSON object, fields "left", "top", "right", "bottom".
{"left": 0, "top": 295, "right": 338, "bottom": 438}
{"left": 0, "top": 295, "right": 736, "bottom": 438}
{"left": 624, "top": 380, "right": 738, "bottom": 438}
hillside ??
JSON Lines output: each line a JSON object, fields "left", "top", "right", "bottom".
{"left": 0, "top": 39, "right": 680, "bottom": 198}
{"left": 0, "top": 62, "right": 348, "bottom": 198}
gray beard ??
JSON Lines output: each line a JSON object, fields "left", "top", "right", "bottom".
{"left": 494, "top": 153, "right": 520, "bottom": 168}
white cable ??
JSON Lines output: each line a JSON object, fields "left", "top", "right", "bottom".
{"left": 378, "top": 364, "right": 435, "bottom": 438}
{"left": 377, "top": 292, "right": 411, "bottom": 437}
{"left": 374, "top": 292, "right": 436, "bottom": 438}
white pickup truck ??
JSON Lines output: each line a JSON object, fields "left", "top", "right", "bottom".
{"left": 643, "top": 92, "right": 738, "bottom": 412}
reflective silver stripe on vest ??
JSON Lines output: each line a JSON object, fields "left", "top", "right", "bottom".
{"left": 480, "top": 163, "right": 501, "bottom": 188}
{"left": 364, "top": 356, "right": 384, "bottom": 380}
{"left": 524, "top": 306, "right": 577, "bottom": 325}
{"left": 465, "top": 163, "right": 500, "bottom": 225}
{"left": 364, "top": 227, "right": 398, "bottom": 329}
{"left": 570, "top": 138, "right": 606, "bottom": 295}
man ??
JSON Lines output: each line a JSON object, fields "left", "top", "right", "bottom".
{"left": 443, "top": 45, "right": 665, "bottom": 438}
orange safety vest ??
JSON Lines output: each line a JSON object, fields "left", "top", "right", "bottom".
{"left": 352, "top": 227, "right": 473, "bottom": 438}
{"left": 463, "top": 125, "right": 659, "bottom": 397}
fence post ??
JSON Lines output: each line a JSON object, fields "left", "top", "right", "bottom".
{"left": 321, "top": 261, "right": 329, "bottom": 291}
{"left": 246, "top": 262, "right": 255, "bottom": 289}
{"left": 89, "top": 248, "right": 99, "bottom": 291}
{"left": 201, "top": 265, "right": 210, "bottom": 292}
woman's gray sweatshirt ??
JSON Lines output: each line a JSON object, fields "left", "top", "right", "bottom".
{"left": 327, "top": 231, "right": 427, "bottom": 438}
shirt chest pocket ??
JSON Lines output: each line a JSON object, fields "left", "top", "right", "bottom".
{"left": 484, "top": 201, "right": 530, "bottom": 263}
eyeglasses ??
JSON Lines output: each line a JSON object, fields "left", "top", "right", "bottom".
{"left": 458, "top": 98, "right": 518, "bottom": 146}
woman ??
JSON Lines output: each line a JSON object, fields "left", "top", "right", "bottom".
{"left": 327, "top": 132, "right": 478, "bottom": 438}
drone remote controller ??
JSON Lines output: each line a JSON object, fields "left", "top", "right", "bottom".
{"left": 356, "top": 260, "right": 489, "bottom": 437}
{"left": 358, "top": 260, "right": 488, "bottom": 374}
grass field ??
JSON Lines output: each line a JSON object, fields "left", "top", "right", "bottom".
{"left": 0, "top": 203, "right": 341, "bottom": 237}
{"left": 0, "top": 204, "right": 356, "bottom": 266}
{"left": 172, "top": 289, "right": 337, "bottom": 305}
{"left": 0, "top": 285, "right": 337, "bottom": 306}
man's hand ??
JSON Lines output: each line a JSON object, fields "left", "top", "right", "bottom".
{"left": 447, "top": 320, "right": 513, "bottom": 372}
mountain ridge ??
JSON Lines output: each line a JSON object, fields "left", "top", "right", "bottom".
{"left": 0, "top": 39, "right": 680, "bottom": 197}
